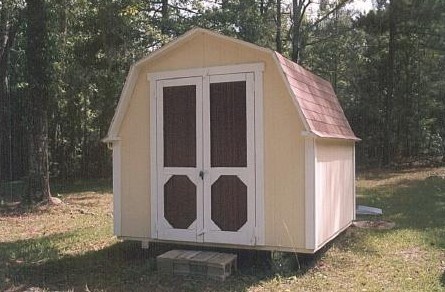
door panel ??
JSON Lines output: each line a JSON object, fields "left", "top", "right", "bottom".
{"left": 203, "top": 73, "right": 256, "bottom": 245}
{"left": 156, "top": 77, "right": 203, "bottom": 242}
{"left": 164, "top": 175, "right": 197, "bottom": 229}
{"left": 211, "top": 175, "right": 247, "bottom": 231}
{"left": 210, "top": 81, "right": 247, "bottom": 167}
{"left": 163, "top": 85, "right": 197, "bottom": 167}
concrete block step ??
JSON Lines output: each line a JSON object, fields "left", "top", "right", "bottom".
{"left": 157, "top": 249, "right": 237, "bottom": 281}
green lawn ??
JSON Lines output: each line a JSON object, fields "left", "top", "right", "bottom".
{"left": 1, "top": 168, "right": 444, "bottom": 291}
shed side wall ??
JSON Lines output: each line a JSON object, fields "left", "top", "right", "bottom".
{"left": 119, "top": 72, "right": 151, "bottom": 238}
{"left": 118, "top": 32, "right": 306, "bottom": 248}
{"left": 315, "top": 139, "right": 355, "bottom": 248}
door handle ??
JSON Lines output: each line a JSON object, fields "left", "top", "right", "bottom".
{"left": 199, "top": 170, "right": 204, "bottom": 180}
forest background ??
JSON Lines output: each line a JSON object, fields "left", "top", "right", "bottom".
{"left": 0, "top": 0, "right": 444, "bottom": 201}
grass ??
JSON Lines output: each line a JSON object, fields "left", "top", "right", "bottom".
{"left": 1, "top": 167, "right": 444, "bottom": 291}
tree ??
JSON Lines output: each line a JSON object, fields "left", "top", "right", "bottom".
{"left": 0, "top": 1, "right": 23, "bottom": 182}
{"left": 2, "top": 0, "right": 444, "bottom": 192}
{"left": 382, "top": 0, "right": 396, "bottom": 166}
{"left": 345, "top": 0, "right": 445, "bottom": 166}
{"left": 291, "top": 0, "right": 311, "bottom": 62}
{"left": 25, "top": 0, "right": 52, "bottom": 203}
{"left": 276, "top": 0, "right": 282, "bottom": 52}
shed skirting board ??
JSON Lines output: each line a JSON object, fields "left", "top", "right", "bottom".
{"left": 314, "top": 221, "right": 352, "bottom": 252}
{"left": 112, "top": 141, "right": 122, "bottom": 236}
{"left": 117, "top": 236, "right": 317, "bottom": 254}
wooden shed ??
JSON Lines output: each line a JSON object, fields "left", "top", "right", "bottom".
{"left": 103, "top": 28, "right": 359, "bottom": 253}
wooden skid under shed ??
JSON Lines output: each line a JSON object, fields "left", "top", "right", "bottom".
{"left": 157, "top": 250, "right": 237, "bottom": 280}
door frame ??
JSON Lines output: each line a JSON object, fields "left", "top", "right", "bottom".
{"left": 148, "top": 63, "right": 265, "bottom": 246}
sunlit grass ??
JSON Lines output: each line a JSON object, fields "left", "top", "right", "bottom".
{"left": 1, "top": 168, "right": 444, "bottom": 291}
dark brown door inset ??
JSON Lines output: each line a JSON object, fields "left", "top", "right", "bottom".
{"left": 163, "top": 85, "right": 196, "bottom": 167}
{"left": 164, "top": 175, "right": 197, "bottom": 229}
{"left": 210, "top": 81, "right": 247, "bottom": 167}
{"left": 211, "top": 175, "right": 247, "bottom": 231}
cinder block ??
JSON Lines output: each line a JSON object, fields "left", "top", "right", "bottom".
{"left": 156, "top": 250, "right": 237, "bottom": 281}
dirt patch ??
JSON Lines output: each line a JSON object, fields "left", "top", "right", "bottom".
{"left": 353, "top": 220, "right": 396, "bottom": 229}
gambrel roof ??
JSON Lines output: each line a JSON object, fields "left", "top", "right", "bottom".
{"left": 104, "top": 28, "right": 359, "bottom": 142}
{"left": 275, "top": 52, "right": 358, "bottom": 140}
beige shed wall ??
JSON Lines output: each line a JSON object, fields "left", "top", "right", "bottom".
{"left": 119, "top": 72, "right": 151, "bottom": 238}
{"left": 315, "top": 139, "right": 355, "bottom": 248}
{"left": 118, "top": 31, "right": 306, "bottom": 249}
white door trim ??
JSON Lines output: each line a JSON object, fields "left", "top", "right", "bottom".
{"left": 148, "top": 63, "right": 264, "bottom": 82}
{"left": 155, "top": 76, "right": 203, "bottom": 242}
{"left": 202, "top": 72, "right": 256, "bottom": 245}
{"left": 149, "top": 63, "right": 264, "bottom": 246}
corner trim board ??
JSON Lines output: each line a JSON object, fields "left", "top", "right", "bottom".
{"left": 254, "top": 69, "right": 265, "bottom": 245}
{"left": 149, "top": 79, "right": 158, "bottom": 238}
{"left": 304, "top": 137, "right": 316, "bottom": 249}
{"left": 112, "top": 141, "right": 122, "bottom": 236}
{"left": 353, "top": 142, "right": 356, "bottom": 221}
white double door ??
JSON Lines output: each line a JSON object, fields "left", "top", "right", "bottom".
{"left": 155, "top": 73, "right": 256, "bottom": 245}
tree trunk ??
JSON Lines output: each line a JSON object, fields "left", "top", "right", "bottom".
{"left": 161, "top": 0, "right": 169, "bottom": 34}
{"left": 291, "top": 0, "right": 303, "bottom": 62}
{"left": 291, "top": 0, "right": 312, "bottom": 63}
{"left": 0, "top": 7, "right": 20, "bottom": 182}
{"left": 276, "top": 0, "right": 282, "bottom": 53}
{"left": 0, "top": 9, "right": 10, "bottom": 183}
{"left": 25, "top": 0, "right": 52, "bottom": 203}
{"left": 383, "top": 0, "right": 396, "bottom": 166}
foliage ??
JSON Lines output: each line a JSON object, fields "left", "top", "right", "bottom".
{"left": 0, "top": 0, "right": 444, "bottom": 186}
{"left": 304, "top": 0, "right": 445, "bottom": 167}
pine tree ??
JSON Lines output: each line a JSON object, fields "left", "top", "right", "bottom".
{"left": 25, "top": 0, "right": 53, "bottom": 203}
